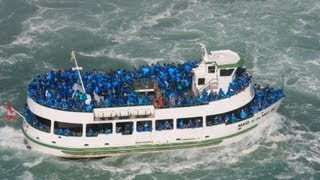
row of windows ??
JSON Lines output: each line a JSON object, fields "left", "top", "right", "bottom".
{"left": 28, "top": 107, "right": 250, "bottom": 137}
{"left": 56, "top": 119, "right": 174, "bottom": 137}
{"left": 30, "top": 117, "right": 204, "bottom": 137}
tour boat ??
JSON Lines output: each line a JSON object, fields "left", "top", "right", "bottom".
{"left": 21, "top": 45, "right": 285, "bottom": 158}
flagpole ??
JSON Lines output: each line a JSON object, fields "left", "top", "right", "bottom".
{"left": 71, "top": 51, "right": 86, "bottom": 94}
{"left": 12, "top": 108, "right": 26, "bottom": 121}
{"left": 4, "top": 103, "right": 26, "bottom": 121}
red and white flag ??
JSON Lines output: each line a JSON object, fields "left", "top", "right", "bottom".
{"left": 5, "top": 103, "right": 16, "bottom": 121}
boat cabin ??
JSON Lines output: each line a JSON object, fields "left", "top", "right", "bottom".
{"left": 192, "top": 45, "right": 244, "bottom": 96}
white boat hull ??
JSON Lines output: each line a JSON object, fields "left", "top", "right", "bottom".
{"left": 23, "top": 99, "right": 283, "bottom": 158}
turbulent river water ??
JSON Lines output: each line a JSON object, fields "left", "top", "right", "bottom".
{"left": 0, "top": 0, "right": 319, "bottom": 179}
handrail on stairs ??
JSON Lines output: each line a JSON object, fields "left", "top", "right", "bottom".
{"left": 198, "top": 77, "right": 218, "bottom": 93}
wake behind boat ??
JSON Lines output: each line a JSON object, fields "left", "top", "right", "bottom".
{"left": 21, "top": 45, "right": 284, "bottom": 158}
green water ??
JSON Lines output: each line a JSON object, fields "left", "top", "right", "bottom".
{"left": 0, "top": 0, "right": 319, "bottom": 179}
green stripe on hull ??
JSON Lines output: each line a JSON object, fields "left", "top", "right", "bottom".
{"left": 23, "top": 124, "right": 258, "bottom": 156}
{"left": 62, "top": 139, "right": 223, "bottom": 155}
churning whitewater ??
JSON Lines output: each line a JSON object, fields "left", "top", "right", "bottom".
{"left": 0, "top": 0, "right": 319, "bottom": 179}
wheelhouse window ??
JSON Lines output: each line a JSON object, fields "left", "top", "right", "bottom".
{"left": 220, "top": 69, "right": 234, "bottom": 76}
{"left": 155, "top": 119, "right": 173, "bottom": 131}
{"left": 137, "top": 121, "right": 152, "bottom": 132}
{"left": 86, "top": 123, "right": 112, "bottom": 137}
{"left": 54, "top": 122, "right": 82, "bottom": 137}
{"left": 208, "top": 66, "right": 215, "bottom": 73}
{"left": 177, "top": 117, "right": 203, "bottom": 129}
{"left": 198, "top": 78, "right": 205, "bottom": 85}
{"left": 116, "top": 122, "right": 133, "bottom": 135}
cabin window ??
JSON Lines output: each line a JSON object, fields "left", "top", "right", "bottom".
{"left": 116, "top": 122, "right": 133, "bottom": 135}
{"left": 29, "top": 115, "right": 51, "bottom": 133}
{"left": 177, "top": 117, "right": 203, "bottom": 129}
{"left": 155, "top": 119, "right": 173, "bottom": 131}
{"left": 86, "top": 123, "right": 112, "bottom": 137}
{"left": 206, "top": 114, "right": 224, "bottom": 126}
{"left": 54, "top": 122, "right": 82, "bottom": 137}
{"left": 136, "top": 121, "right": 152, "bottom": 132}
{"left": 220, "top": 69, "right": 234, "bottom": 76}
{"left": 198, "top": 78, "right": 205, "bottom": 85}
{"left": 208, "top": 66, "right": 215, "bottom": 73}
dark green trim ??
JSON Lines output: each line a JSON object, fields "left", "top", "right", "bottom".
{"left": 217, "top": 58, "right": 245, "bottom": 69}
{"left": 223, "top": 124, "right": 257, "bottom": 139}
{"left": 62, "top": 138, "right": 223, "bottom": 155}
{"left": 23, "top": 124, "right": 258, "bottom": 156}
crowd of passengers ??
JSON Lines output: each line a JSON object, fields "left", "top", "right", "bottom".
{"left": 28, "top": 59, "right": 253, "bottom": 112}
{"left": 55, "top": 128, "right": 80, "bottom": 136}
{"left": 177, "top": 118, "right": 203, "bottom": 129}
{"left": 23, "top": 81, "right": 284, "bottom": 136}
{"left": 23, "top": 105, "right": 49, "bottom": 132}
{"left": 86, "top": 127, "right": 112, "bottom": 137}
{"left": 206, "top": 83, "right": 285, "bottom": 126}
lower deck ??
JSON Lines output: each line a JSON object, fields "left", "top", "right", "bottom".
{"left": 22, "top": 99, "right": 283, "bottom": 158}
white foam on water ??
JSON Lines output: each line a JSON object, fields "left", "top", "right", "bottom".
{"left": 122, "top": 163, "right": 154, "bottom": 180}
{"left": 0, "top": 89, "right": 23, "bottom": 110}
{"left": 250, "top": 45, "right": 320, "bottom": 97}
{"left": 82, "top": 113, "right": 285, "bottom": 179}
{"left": 16, "top": 171, "right": 34, "bottom": 180}
{"left": 23, "top": 156, "right": 44, "bottom": 168}
{"left": 10, "top": 109, "right": 314, "bottom": 179}
{"left": 138, "top": 4, "right": 175, "bottom": 28}
{"left": 88, "top": 161, "right": 126, "bottom": 174}
{"left": 0, "top": 126, "right": 26, "bottom": 150}
{"left": 75, "top": 0, "right": 204, "bottom": 65}
{"left": 0, "top": 0, "right": 318, "bottom": 179}
{"left": 274, "top": 174, "right": 295, "bottom": 179}
{"left": 7, "top": 2, "right": 74, "bottom": 48}
{"left": 261, "top": 113, "right": 320, "bottom": 176}
{"left": 0, "top": 53, "right": 32, "bottom": 66}
{"left": 0, "top": 105, "right": 7, "bottom": 115}
{"left": 79, "top": 49, "right": 164, "bottom": 64}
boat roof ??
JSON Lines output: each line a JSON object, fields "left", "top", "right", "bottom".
{"left": 207, "top": 50, "right": 244, "bottom": 68}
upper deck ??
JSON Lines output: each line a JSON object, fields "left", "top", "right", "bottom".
{"left": 27, "top": 59, "right": 251, "bottom": 113}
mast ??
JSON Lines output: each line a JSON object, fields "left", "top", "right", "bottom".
{"left": 199, "top": 43, "right": 209, "bottom": 63}
{"left": 71, "top": 50, "right": 86, "bottom": 94}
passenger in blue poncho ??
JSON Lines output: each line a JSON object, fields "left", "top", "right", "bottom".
{"left": 195, "top": 119, "right": 201, "bottom": 127}
{"left": 178, "top": 120, "right": 184, "bottom": 129}
{"left": 137, "top": 124, "right": 143, "bottom": 132}
{"left": 224, "top": 114, "right": 230, "bottom": 124}
{"left": 231, "top": 113, "right": 237, "bottom": 123}
{"left": 164, "top": 121, "right": 172, "bottom": 130}
{"left": 240, "top": 109, "right": 247, "bottom": 119}
{"left": 218, "top": 88, "right": 226, "bottom": 99}
{"left": 124, "top": 123, "right": 132, "bottom": 134}
{"left": 144, "top": 122, "right": 151, "bottom": 132}
{"left": 64, "top": 128, "right": 71, "bottom": 136}
{"left": 187, "top": 119, "right": 194, "bottom": 128}
{"left": 214, "top": 116, "right": 219, "bottom": 125}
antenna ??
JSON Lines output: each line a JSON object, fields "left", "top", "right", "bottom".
{"left": 199, "top": 43, "right": 209, "bottom": 63}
